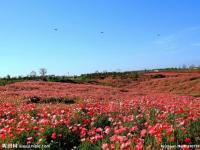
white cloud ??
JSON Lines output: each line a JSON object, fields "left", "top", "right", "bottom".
{"left": 152, "top": 26, "right": 200, "bottom": 51}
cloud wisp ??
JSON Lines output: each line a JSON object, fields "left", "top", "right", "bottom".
{"left": 152, "top": 26, "right": 200, "bottom": 51}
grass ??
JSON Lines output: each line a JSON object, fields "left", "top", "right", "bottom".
{"left": 0, "top": 79, "right": 23, "bottom": 86}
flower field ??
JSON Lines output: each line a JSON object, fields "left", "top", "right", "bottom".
{"left": 0, "top": 78, "right": 200, "bottom": 149}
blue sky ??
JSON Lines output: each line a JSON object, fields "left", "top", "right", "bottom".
{"left": 0, "top": 0, "right": 200, "bottom": 76}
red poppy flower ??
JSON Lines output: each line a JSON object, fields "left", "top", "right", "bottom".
{"left": 51, "top": 132, "right": 57, "bottom": 140}
{"left": 184, "top": 138, "right": 191, "bottom": 143}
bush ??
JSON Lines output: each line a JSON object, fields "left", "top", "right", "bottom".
{"left": 120, "top": 88, "right": 129, "bottom": 92}
{"left": 27, "top": 97, "right": 79, "bottom": 104}
{"left": 43, "top": 98, "right": 76, "bottom": 104}
{"left": 189, "top": 76, "right": 200, "bottom": 81}
{"left": 152, "top": 74, "right": 166, "bottom": 78}
{"left": 28, "top": 96, "right": 41, "bottom": 103}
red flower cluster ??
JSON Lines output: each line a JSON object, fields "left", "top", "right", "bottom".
{"left": 0, "top": 81, "right": 199, "bottom": 149}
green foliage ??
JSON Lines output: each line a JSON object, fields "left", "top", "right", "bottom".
{"left": 43, "top": 97, "right": 76, "bottom": 104}
{"left": 187, "top": 117, "right": 200, "bottom": 144}
{"left": 79, "top": 71, "right": 140, "bottom": 82}
{"left": 43, "top": 125, "right": 81, "bottom": 150}
{"left": 28, "top": 96, "right": 80, "bottom": 104}
{"left": 144, "top": 134, "right": 157, "bottom": 148}
{"left": 0, "top": 67, "right": 199, "bottom": 86}
{"left": 136, "top": 116, "right": 147, "bottom": 131}
{"left": 70, "top": 108, "right": 91, "bottom": 128}
{"left": 29, "top": 109, "right": 37, "bottom": 119}
{"left": 167, "top": 113, "right": 176, "bottom": 126}
{"left": 77, "top": 142, "right": 101, "bottom": 150}
{"left": 0, "top": 79, "right": 22, "bottom": 86}
{"left": 150, "top": 108, "right": 157, "bottom": 125}
{"left": 93, "top": 114, "right": 111, "bottom": 128}
{"left": 14, "top": 132, "right": 27, "bottom": 145}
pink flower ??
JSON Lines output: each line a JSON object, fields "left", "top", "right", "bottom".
{"left": 96, "top": 127, "right": 103, "bottom": 132}
{"left": 88, "top": 130, "right": 96, "bottom": 136}
{"left": 110, "top": 135, "right": 118, "bottom": 142}
{"left": 118, "top": 136, "right": 127, "bottom": 143}
{"left": 120, "top": 143, "right": 126, "bottom": 149}
{"left": 27, "top": 137, "right": 33, "bottom": 141}
{"left": 40, "top": 127, "right": 45, "bottom": 132}
{"left": 140, "top": 129, "right": 147, "bottom": 137}
{"left": 26, "top": 136, "right": 34, "bottom": 144}
{"left": 135, "top": 141, "right": 143, "bottom": 150}
{"left": 114, "top": 127, "right": 127, "bottom": 134}
{"left": 108, "top": 117, "right": 114, "bottom": 122}
{"left": 104, "top": 126, "right": 111, "bottom": 134}
{"left": 102, "top": 143, "right": 109, "bottom": 150}
{"left": 80, "top": 127, "right": 87, "bottom": 138}
{"left": 51, "top": 132, "right": 57, "bottom": 140}
{"left": 52, "top": 115, "right": 56, "bottom": 120}
{"left": 94, "top": 134, "right": 103, "bottom": 140}
{"left": 120, "top": 141, "right": 131, "bottom": 149}
{"left": 130, "top": 126, "right": 138, "bottom": 132}
{"left": 91, "top": 117, "right": 96, "bottom": 121}
{"left": 111, "top": 144, "right": 115, "bottom": 149}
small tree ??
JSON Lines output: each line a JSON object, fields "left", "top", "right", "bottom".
{"left": 30, "top": 71, "right": 37, "bottom": 77}
{"left": 6, "top": 75, "right": 11, "bottom": 80}
{"left": 39, "top": 68, "right": 47, "bottom": 77}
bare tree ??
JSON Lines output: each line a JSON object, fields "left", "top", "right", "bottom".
{"left": 39, "top": 68, "right": 47, "bottom": 77}
{"left": 30, "top": 71, "right": 37, "bottom": 77}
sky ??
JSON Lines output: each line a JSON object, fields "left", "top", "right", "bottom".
{"left": 0, "top": 0, "right": 200, "bottom": 76}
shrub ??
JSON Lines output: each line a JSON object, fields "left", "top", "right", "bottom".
{"left": 152, "top": 74, "right": 166, "bottom": 78}
{"left": 189, "top": 76, "right": 200, "bottom": 81}
{"left": 27, "top": 97, "right": 80, "bottom": 104}
{"left": 120, "top": 88, "right": 129, "bottom": 92}
{"left": 43, "top": 97, "right": 76, "bottom": 104}
{"left": 28, "top": 96, "right": 41, "bottom": 103}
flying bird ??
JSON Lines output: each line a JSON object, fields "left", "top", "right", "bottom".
{"left": 157, "top": 34, "right": 160, "bottom": 36}
{"left": 100, "top": 32, "right": 104, "bottom": 34}
{"left": 54, "top": 28, "right": 58, "bottom": 31}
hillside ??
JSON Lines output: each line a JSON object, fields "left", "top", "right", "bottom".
{"left": 0, "top": 71, "right": 199, "bottom": 102}
{"left": 0, "top": 71, "right": 200, "bottom": 149}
